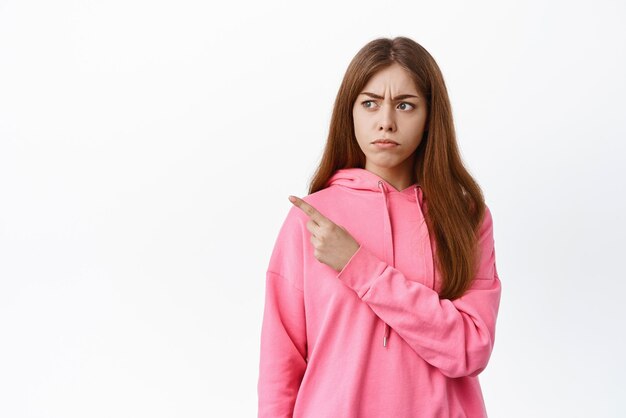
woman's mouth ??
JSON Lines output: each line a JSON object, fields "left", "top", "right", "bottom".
{"left": 373, "top": 140, "right": 399, "bottom": 148}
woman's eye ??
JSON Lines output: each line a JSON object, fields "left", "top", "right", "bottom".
{"left": 361, "top": 100, "right": 414, "bottom": 111}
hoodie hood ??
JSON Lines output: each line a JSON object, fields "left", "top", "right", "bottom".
{"left": 326, "top": 167, "right": 428, "bottom": 347}
{"left": 326, "top": 167, "right": 420, "bottom": 195}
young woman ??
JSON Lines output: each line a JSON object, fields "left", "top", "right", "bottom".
{"left": 258, "top": 36, "right": 502, "bottom": 418}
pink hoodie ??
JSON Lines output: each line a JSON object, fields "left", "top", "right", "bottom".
{"left": 258, "top": 167, "right": 502, "bottom": 418}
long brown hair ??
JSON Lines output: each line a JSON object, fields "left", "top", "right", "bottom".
{"left": 308, "top": 36, "right": 487, "bottom": 301}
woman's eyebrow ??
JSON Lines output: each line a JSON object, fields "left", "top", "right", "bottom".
{"left": 360, "top": 92, "right": 420, "bottom": 100}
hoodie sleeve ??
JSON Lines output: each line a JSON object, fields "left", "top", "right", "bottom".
{"left": 258, "top": 206, "right": 307, "bottom": 417}
{"left": 336, "top": 205, "right": 501, "bottom": 379}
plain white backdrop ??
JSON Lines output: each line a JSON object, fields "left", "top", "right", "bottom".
{"left": 1, "top": 0, "right": 625, "bottom": 416}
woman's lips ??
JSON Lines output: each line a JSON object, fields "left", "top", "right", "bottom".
{"left": 373, "top": 141, "right": 399, "bottom": 149}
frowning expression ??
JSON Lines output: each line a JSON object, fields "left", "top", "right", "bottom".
{"left": 352, "top": 62, "right": 429, "bottom": 173}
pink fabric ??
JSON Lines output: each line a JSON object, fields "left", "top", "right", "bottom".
{"left": 258, "top": 167, "right": 502, "bottom": 418}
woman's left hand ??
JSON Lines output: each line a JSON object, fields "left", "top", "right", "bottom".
{"left": 288, "top": 195, "right": 360, "bottom": 272}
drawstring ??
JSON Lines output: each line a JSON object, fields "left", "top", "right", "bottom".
{"left": 377, "top": 180, "right": 426, "bottom": 348}
{"left": 377, "top": 180, "right": 392, "bottom": 347}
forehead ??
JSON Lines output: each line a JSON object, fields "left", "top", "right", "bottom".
{"left": 361, "top": 64, "right": 418, "bottom": 94}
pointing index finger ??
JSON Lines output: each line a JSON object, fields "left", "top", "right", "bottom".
{"left": 288, "top": 195, "right": 327, "bottom": 225}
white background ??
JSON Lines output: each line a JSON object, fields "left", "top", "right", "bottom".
{"left": 1, "top": 0, "right": 625, "bottom": 416}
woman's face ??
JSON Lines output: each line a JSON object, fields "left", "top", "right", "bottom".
{"left": 352, "top": 62, "right": 429, "bottom": 178}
